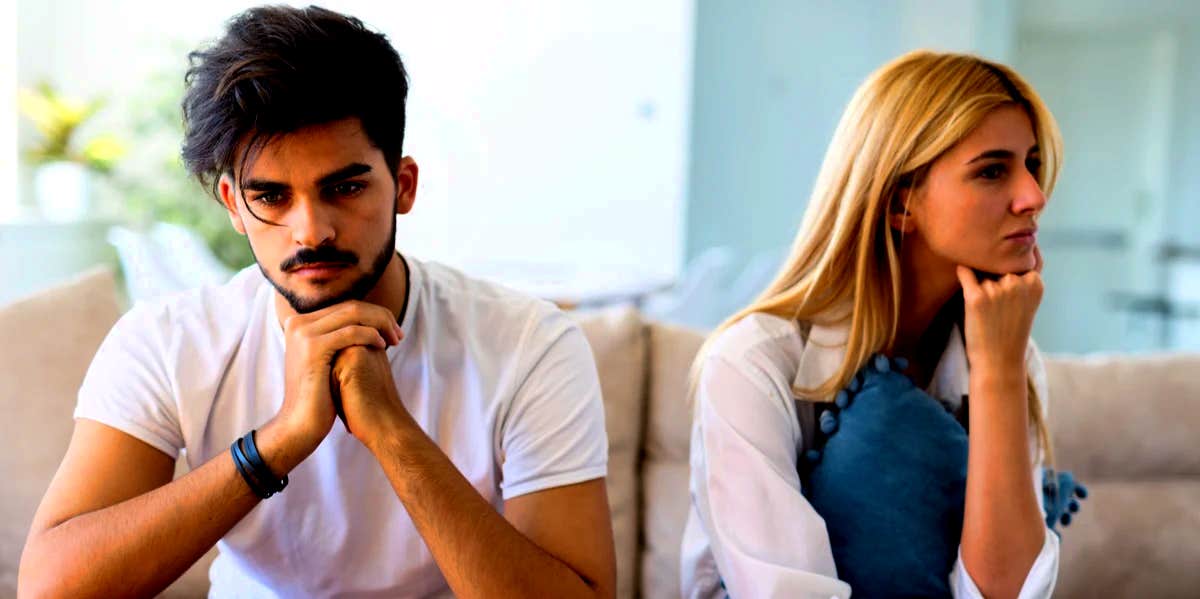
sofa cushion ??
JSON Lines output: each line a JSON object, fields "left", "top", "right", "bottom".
{"left": 1045, "top": 354, "right": 1200, "bottom": 479}
{"left": 0, "top": 268, "right": 123, "bottom": 591}
{"left": 1056, "top": 480, "right": 1200, "bottom": 598}
{"left": 0, "top": 268, "right": 216, "bottom": 597}
{"left": 572, "top": 307, "right": 647, "bottom": 599}
{"left": 641, "top": 322, "right": 705, "bottom": 599}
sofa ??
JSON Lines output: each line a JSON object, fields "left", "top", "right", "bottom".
{"left": 2, "top": 267, "right": 1198, "bottom": 598}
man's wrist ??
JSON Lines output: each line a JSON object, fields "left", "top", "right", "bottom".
{"left": 362, "top": 405, "right": 417, "bottom": 454}
{"left": 364, "top": 409, "right": 432, "bottom": 479}
{"left": 256, "top": 416, "right": 318, "bottom": 475}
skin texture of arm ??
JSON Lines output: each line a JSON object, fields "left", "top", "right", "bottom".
{"left": 17, "top": 417, "right": 304, "bottom": 598}
{"left": 957, "top": 265, "right": 1047, "bottom": 599}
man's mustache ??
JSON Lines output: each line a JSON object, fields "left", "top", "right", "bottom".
{"left": 280, "top": 246, "right": 360, "bottom": 272}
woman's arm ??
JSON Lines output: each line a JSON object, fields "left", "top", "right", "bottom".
{"left": 956, "top": 266, "right": 1052, "bottom": 598}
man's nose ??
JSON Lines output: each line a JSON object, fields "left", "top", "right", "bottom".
{"left": 288, "top": 196, "right": 336, "bottom": 248}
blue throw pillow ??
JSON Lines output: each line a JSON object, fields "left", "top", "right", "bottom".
{"left": 798, "top": 355, "right": 1086, "bottom": 597}
{"left": 1042, "top": 468, "right": 1088, "bottom": 532}
{"left": 800, "top": 355, "right": 967, "bottom": 598}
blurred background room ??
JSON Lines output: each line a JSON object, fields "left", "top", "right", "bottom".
{"left": 4, "top": 2, "right": 1200, "bottom": 598}
{"left": 5, "top": 0, "right": 1199, "bottom": 353}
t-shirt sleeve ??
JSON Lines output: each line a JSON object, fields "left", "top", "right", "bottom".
{"left": 73, "top": 303, "right": 184, "bottom": 458}
{"left": 497, "top": 313, "right": 608, "bottom": 500}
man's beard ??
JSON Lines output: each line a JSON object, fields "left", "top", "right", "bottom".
{"left": 254, "top": 217, "right": 397, "bottom": 314}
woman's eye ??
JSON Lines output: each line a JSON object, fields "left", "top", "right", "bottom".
{"left": 1026, "top": 158, "right": 1043, "bottom": 174}
{"left": 978, "top": 164, "right": 1007, "bottom": 180}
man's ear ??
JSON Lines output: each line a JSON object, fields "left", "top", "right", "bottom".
{"left": 218, "top": 173, "right": 248, "bottom": 235}
{"left": 394, "top": 156, "right": 419, "bottom": 215}
{"left": 888, "top": 186, "right": 917, "bottom": 234}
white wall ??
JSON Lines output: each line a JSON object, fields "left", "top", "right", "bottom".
{"left": 16, "top": 0, "right": 694, "bottom": 279}
{"left": 900, "top": 0, "right": 1016, "bottom": 59}
{"left": 685, "top": 0, "right": 1016, "bottom": 265}
{"left": 1165, "top": 25, "right": 1200, "bottom": 350}
{"left": 2, "top": 0, "right": 17, "bottom": 221}
{"left": 1015, "top": 0, "right": 1200, "bottom": 351}
{"left": 1015, "top": 29, "right": 1177, "bottom": 352}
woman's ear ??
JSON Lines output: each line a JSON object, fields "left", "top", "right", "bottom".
{"left": 888, "top": 187, "right": 917, "bottom": 234}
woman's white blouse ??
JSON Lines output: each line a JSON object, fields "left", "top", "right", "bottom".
{"left": 680, "top": 313, "right": 1059, "bottom": 599}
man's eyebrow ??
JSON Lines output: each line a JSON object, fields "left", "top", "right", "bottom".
{"left": 242, "top": 163, "right": 374, "bottom": 192}
{"left": 316, "top": 163, "right": 373, "bottom": 187}
{"left": 966, "top": 144, "right": 1039, "bottom": 165}
{"left": 242, "top": 179, "right": 287, "bottom": 193}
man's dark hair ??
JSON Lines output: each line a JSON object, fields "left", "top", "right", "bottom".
{"left": 181, "top": 5, "right": 409, "bottom": 202}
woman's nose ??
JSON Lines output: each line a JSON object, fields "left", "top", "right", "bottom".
{"left": 1012, "top": 169, "right": 1046, "bottom": 216}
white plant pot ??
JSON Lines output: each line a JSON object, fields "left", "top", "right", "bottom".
{"left": 34, "top": 161, "right": 91, "bottom": 222}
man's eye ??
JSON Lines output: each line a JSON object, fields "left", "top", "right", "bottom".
{"left": 253, "top": 192, "right": 284, "bottom": 205}
{"left": 333, "top": 182, "right": 365, "bottom": 196}
{"left": 978, "top": 164, "right": 1007, "bottom": 180}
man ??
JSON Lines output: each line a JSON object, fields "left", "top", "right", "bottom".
{"left": 19, "top": 6, "right": 615, "bottom": 598}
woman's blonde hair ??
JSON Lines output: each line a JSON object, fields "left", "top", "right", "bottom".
{"left": 698, "top": 50, "right": 1062, "bottom": 460}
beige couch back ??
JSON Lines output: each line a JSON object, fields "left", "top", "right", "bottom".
{"left": 4, "top": 277, "right": 1198, "bottom": 598}
{"left": 0, "top": 269, "right": 215, "bottom": 597}
{"left": 0, "top": 268, "right": 124, "bottom": 593}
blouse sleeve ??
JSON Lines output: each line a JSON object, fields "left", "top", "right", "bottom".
{"left": 688, "top": 354, "right": 853, "bottom": 598}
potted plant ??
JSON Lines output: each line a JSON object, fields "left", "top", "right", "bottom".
{"left": 118, "top": 65, "right": 254, "bottom": 270}
{"left": 19, "top": 82, "right": 125, "bottom": 221}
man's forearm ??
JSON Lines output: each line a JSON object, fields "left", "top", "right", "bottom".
{"left": 960, "top": 368, "right": 1046, "bottom": 599}
{"left": 20, "top": 452, "right": 257, "bottom": 598}
{"left": 19, "top": 420, "right": 309, "bottom": 599}
{"left": 369, "top": 425, "right": 603, "bottom": 599}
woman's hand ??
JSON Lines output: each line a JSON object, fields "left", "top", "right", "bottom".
{"left": 955, "top": 247, "right": 1043, "bottom": 376}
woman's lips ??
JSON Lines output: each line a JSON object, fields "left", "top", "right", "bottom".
{"left": 1005, "top": 230, "right": 1037, "bottom": 246}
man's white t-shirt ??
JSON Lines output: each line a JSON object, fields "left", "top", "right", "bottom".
{"left": 74, "top": 255, "right": 608, "bottom": 598}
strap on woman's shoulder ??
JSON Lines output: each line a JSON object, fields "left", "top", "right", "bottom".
{"left": 792, "top": 320, "right": 818, "bottom": 456}
{"left": 794, "top": 399, "right": 817, "bottom": 456}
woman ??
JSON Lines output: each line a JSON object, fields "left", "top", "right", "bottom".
{"left": 681, "top": 50, "right": 1065, "bottom": 598}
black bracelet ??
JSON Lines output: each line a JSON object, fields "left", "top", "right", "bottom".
{"left": 230, "top": 438, "right": 265, "bottom": 496}
{"left": 230, "top": 430, "right": 288, "bottom": 499}
{"left": 244, "top": 430, "right": 287, "bottom": 497}
{"left": 244, "top": 430, "right": 288, "bottom": 496}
